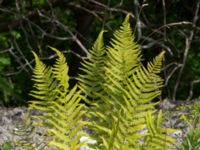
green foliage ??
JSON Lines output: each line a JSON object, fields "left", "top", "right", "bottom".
{"left": 0, "top": 31, "right": 25, "bottom": 106}
{"left": 144, "top": 111, "right": 177, "bottom": 150}
{"left": 78, "top": 31, "right": 106, "bottom": 100}
{"left": 103, "top": 14, "right": 141, "bottom": 94}
{"left": 0, "top": 54, "right": 14, "bottom": 106}
{"left": 28, "top": 15, "right": 178, "bottom": 150}
{"left": 28, "top": 47, "right": 86, "bottom": 150}
{"left": 176, "top": 100, "right": 200, "bottom": 150}
{"left": 1, "top": 141, "right": 12, "bottom": 150}
{"left": 177, "top": 128, "right": 200, "bottom": 150}
{"left": 178, "top": 100, "right": 200, "bottom": 128}
{"left": 10, "top": 31, "right": 21, "bottom": 39}
{"left": 79, "top": 14, "right": 177, "bottom": 150}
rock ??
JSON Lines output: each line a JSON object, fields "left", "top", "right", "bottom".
{"left": 0, "top": 106, "right": 188, "bottom": 149}
{"left": 158, "top": 98, "right": 176, "bottom": 110}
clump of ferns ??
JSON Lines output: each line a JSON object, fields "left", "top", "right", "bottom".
{"left": 78, "top": 14, "right": 177, "bottom": 150}
{"left": 28, "top": 47, "right": 87, "bottom": 150}
{"left": 29, "top": 14, "right": 178, "bottom": 150}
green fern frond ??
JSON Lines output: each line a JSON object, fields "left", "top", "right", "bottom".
{"left": 147, "top": 51, "right": 165, "bottom": 74}
{"left": 124, "top": 51, "right": 165, "bottom": 108}
{"left": 29, "top": 48, "right": 86, "bottom": 150}
{"left": 29, "top": 51, "right": 54, "bottom": 102}
{"left": 107, "top": 14, "right": 141, "bottom": 74}
{"left": 103, "top": 14, "right": 141, "bottom": 97}
{"left": 144, "top": 111, "right": 177, "bottom": 150}
{"left": 78, "top": 31, "right": 106, "bottom": 101}
{"left": 47, "top": 85, "right": 86, "bottom": 150}
{"left": 49, "top": 46, "right": 69, "bottom": 92}
{"left": 89, "top": 67, "right": 162, "bottom": 149}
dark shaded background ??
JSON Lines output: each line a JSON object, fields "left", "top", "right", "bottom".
{"left": 0, "top": 0, "right": 200, "bottom": 106}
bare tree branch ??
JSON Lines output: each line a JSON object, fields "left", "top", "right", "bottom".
{"left": 187, "top": 79, "right": 200, "bottom": 101}
{"left": 0, "top": 0, "right": 72, "bottom": 33}
{"left": 172, "top": 0, "right": 200, "bottom": 101}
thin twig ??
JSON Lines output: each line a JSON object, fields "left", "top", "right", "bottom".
{"left": 37, "top": 10, "right": 89, "bottom": 55}
{"left": 162, "top": 0, "right": 167, "bottom": 41}
{"left": 141, "top": 21, "right": 192, "bottom": 45}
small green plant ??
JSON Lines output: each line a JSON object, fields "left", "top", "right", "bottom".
{"left": 176, "top": 100, "right": 200, "bottom": 150}
{"left": 177, "top": 128, "right": 200, "bottom": 150}
{"left": 1, "top": 141, "right": 12, "bottom": 150}
{"left": 177, "top": 100, "right": 200, "bottom": 130}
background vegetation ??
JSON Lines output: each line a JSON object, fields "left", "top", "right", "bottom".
{"left": 0, "top": 0, "right": 200, "bottom": 106}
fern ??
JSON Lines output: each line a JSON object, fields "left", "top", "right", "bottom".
{"left": 28, "top": 14, "right": 178, "bottom": 150}
{"left": 78, "top": 31, "right": 106, "bottom": 101}
{"left": 103, "top": 14, "right": 141, "bottom": 97}
{"left": 29, "top": 47, "right": 86, "bottom": 150}
{"left": 78, "top": 14, "right": 177, "bottom": 150}
{"left": 86, "top": 52, "right": 173, "bottom": 149}
{"left": 144, "top": 111, "right": 177, "bottom": 150}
